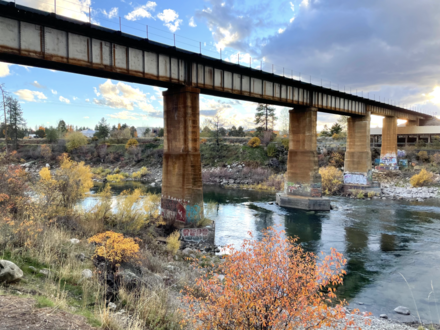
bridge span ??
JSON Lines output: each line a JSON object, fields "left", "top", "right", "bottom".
{"left": 0, "top": 1, "right": 434, "bottom": 216}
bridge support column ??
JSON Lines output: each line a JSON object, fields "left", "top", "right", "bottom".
{"left": 376, "top": 116, "right": 399, "bottom": 170}
{"left": 161, "top": 86, "right": 204, "bottom": 225}
{"left": 276, "top": 107, "right": 330, "bottom": 211}
{"left": 343, "top": 112, "right": 380, "bottom": 195}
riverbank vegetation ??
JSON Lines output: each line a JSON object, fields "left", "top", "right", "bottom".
{"left": 0, "top": 148, "right": 368, "bottom": 329}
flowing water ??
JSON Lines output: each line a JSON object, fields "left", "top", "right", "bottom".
{"left": 87, "top": 183, "right": 440, "bottom": 323}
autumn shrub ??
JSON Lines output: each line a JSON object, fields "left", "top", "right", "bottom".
{"left": 410, "top": 169, "right": 434, "bottom": 187}
{"left": 418, "top": 150, "right": 429, "bottom": 162}
{"left": 281, "top": 138, "right": 289, "bottom": 149}
{"left": 266, "top": 143, "right": 277, "bottom": 157}
{"left": 329, "top": 151, "right": 345, "bottom": 168}
{"left": 125, "top": 138, "right": 139, "bottom": 150}
{"left": 247, "top": 137, "right": 261, "bottom": 148}
{"left": 37, "top": 154, "right": 93, "bottom": 209}
{"left": 88, "top": 231, "right": 141, "bottom": 269}
{"left": 40, "top": 144, "right": 52, "bottom": 160}
{"left": 166, "top": 231, "right": 181, "bottom": 255}
{"left": 332, "top": 133, "right": 341, "bottom": 140}
{"left": 319, "top": 166, "right": 343, "bottom": 195}
{"left": 106, "top": 173, "right": 125, "bottom": 182}
{"left": 132, "top": 167, "right": 149, "bottom": 179}
{"left": 184, "top": 227, "right": 354, "bottom": 330}
{"left": 65, "top": 131, "right": 88, "bottom": 152}
{"left": 105, "top": 189, "right": 162, "bottom": 232}
{"left": 431, "top": 153, "right": 440, "bottom": 165}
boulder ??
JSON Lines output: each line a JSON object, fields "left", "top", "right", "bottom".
{"left": 0, "top": 260, "right": 23, "bottom": 283}
{"left": 81, "top": 269, "right": 93, "bottom": 279}
{"left": 394, "top": 306, "right": 410, "bottom": 315}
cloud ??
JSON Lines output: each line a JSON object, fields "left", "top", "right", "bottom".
{"left": 258, "top": 0, "right": 440, "bottom": 116}
{"left": 278, "top": 28, "right": 285, "bottom": 34}
{"left": 51, "top": 89, "right": 57, "bottom": 95}
{"left": 72, "top": 97, "right": 78, "bottom": 101}
{"left": 195, "top": 0, "right": 274, "bottom": 52}
{"left": 14, "top": 89, "right": 47, "bottom": 102}
{"left": 85, "top": 98, "right": 90, "bottom": 102}
{"left": 189, "top": 16, "right": 197, "bottom": 27}
{"left": 59, "top": 96, "right": 70, "bottom": 103}
{"left": 0, "top": 63, "right": 11, "bottom": 77}
{"left": 84, "top": 116, "right": 89, "bottom": 119}
{"left": 18, "top": 0, "right": 91, "bottom": 22}
{"left": 125, "top": 2, "right": 157, "bottom": 21}
{"left": 93, "top": 79, "right": 157, "bottom": 112}
{"left": 107, "top": 110, "right": 163, "bottom": 120}
{"left": 102, "top": 7, "right": 118, "bottom": 19}
{"left": 31, "top": 81, "right": 44, "bottom": 89}
{"left": 157, "top": 9, "right": 182, "bottom": 33}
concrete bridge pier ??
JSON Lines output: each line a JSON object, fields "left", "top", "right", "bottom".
{"left": 343, "top": 112, "right": 381, "bottom": 194}
{"left": 161, "top": 86, "right": 204, "bottom": 225}
{"left": 376, "top": 116, "right": 399, "bottom": 170}
{"left": 276, "top": 107, "right": 331, "bottom": 211}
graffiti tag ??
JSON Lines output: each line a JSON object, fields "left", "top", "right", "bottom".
{"left": 186, "top": 205, "right": 202, "bottom": 223}
{"left": 161, "top": 198, "right": 186, "bottom": 222}
{"left": 344, "top": 173, "right": 367, "bottom": 185}
{"left": 181, "top": 228, "right": 209, "bottom": 242}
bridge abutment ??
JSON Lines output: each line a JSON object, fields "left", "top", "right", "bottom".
{"left": 276, "top": 107, "right": 331, "bottom": 211}
{"left": 376, "top": 116, "right": 398, "bottom": 170}
{"left": 343, "top": 112, "right": 380, "bottom": 194}
{"left": 161, "top": 86, "right": 204, "bottom": 225}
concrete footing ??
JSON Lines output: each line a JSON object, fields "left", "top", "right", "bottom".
{"left": 276, "top": 193, "right": 331, "bottom": 211}
{"left": 343, "top": 182, "right": 382, "bottom": 196}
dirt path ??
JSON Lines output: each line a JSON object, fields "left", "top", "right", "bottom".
{"left": 0, "top": 295, "right": 97, "bottom": 330}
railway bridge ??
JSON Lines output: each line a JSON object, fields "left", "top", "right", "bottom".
{"left": 0, "top": 1, "right": 433, "bottom": 217}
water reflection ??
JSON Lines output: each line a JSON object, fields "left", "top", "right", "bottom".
{"left": 84, "top": 183, "right": 440, "bottom": 322}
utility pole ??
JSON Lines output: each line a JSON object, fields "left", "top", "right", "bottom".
{"left": 0, "top": 84, "right": 8, "bottom": 153}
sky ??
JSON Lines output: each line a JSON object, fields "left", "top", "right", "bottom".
{"left": 1, "top": 0, "right": 440, "bottom": 131}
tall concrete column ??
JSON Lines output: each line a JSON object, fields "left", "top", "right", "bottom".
{"left": 344, "top": 112, "right": 372, "bottom": 186}
{"left": 378, "top": 116, "right": 398, "bottom": 170}
{"left": 161, "top": 86, "right": 204, "bottom": 225}
{"left": 276, "top": 107, "right": 330, "bottom": 210}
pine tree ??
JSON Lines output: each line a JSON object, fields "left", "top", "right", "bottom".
{"left": 6, "top": 96, "right": 26, "bottom": 150}
{"left": 255, "top": 104, "right": 277, "bottom": 131}
{"left": 57, "top": 120, "right": 67, "bottom": 134}
{"left": 95, "top": 117, "right": 110, "bottom": 140}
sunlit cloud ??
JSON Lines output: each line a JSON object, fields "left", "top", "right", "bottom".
{"left": 14, "top": 89, "right": 47, "bottom": 102}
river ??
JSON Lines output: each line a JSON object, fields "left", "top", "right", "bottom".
{"left": 87, "top": 183, "right": 440, "bottom": 323}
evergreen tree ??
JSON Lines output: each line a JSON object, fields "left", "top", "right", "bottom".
{"left": 6, "top": 96, "right": 26, "bottom": 150}
{"left": 158, "top": 128, "right": 164, "bottom": 137}
{"left": 94, "top": 117, "right": 110, "bottom": 140}
{"left": 237, "top": 126, "right": 246, "bottom": 137}
{"left": 229, "top": 126, "right": 237, "bottom": 137}
{"left": 57, "top": 120, "right": 67, "bottom": 134}
{"left": 129, "top": 126, "right": 137, "bottom": 137}
{"left": 255, "top": 104, "right": 277, "bottom": 132}
{"left": 143, "top": 127, "right": 151, "bottom": 137}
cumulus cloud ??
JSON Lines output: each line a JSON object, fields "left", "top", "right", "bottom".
{"left": 189, "top": 16, "right": 197, "bottom": 27}
{"left": 108, "top": 111, "right": 154, "bottom": 120}
{"left": 125, "top": 2, "right": 157, "bottom": 21}
{"left": 195, "top": 0, "right": 274, "bottom": 52}
{"left": 0, "top": 63, "right": 11, "bottom": 77}
{"left": 157, "top": 9, "right": 182, "bottom": 33}
{"left": 102, "top": 7, "right": 118, "bottom": 19}
{"left": 51, "top": 89, "right": 57, "bottom": 95}
{"left": 59, "top": 96, "right": 70, "bottom": 103}
{"left": 259, "top": 0, "right": 440, "bottom": 115}
{"left": 18, "top": 0, "right": 92, "bottom": 22}
{"left": 31, "top": 81, "right": 44, "bottom": 89}
{"left": 14, "top": 89, "right": 47, "bottom": 102}
{"left": 93, "top": 79, "right": 157, "bottom": 112}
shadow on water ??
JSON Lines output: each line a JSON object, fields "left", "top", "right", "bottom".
{"left": 85, "top": 183, "right": 440, "bottom": 322}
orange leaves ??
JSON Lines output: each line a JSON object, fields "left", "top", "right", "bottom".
{"left": 184, "top": 227, "right": 354, "bottom": 330}
{"left": 88, "top": 231, "right": 141, "bottom": 268}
